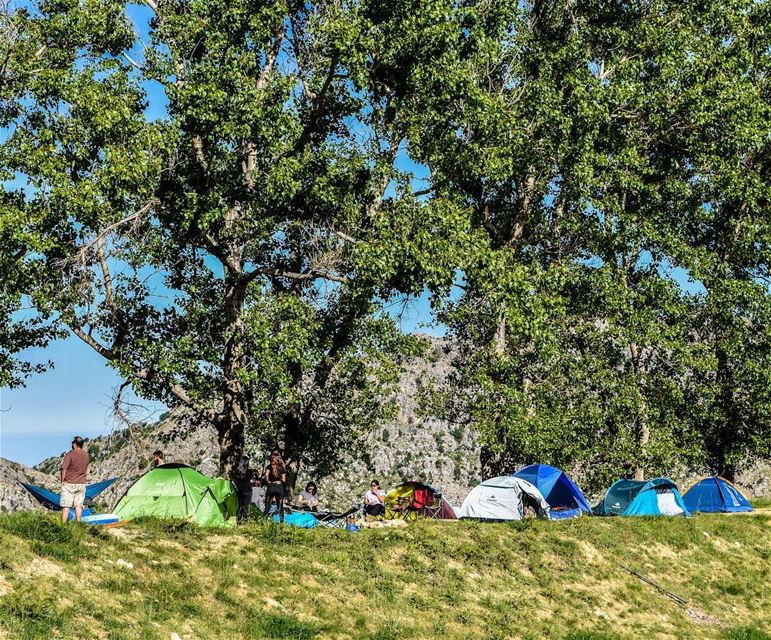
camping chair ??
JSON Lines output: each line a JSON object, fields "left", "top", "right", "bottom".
{"left": 385, "top": 495, "right": 413, "bottom": 521}
{"left": 315, "top": 506, "right": 359, "bottom": 529}
{"left": 419, "top": 492, "right": 444, "bottom": 519}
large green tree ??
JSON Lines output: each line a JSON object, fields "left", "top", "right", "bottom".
{"left": 407, "top": 0, "right": 771, "bottom": 484}
{"left": 0, "top": 0, "right": 464, "bottom": 481}
{"left": 658, "top": 0, "right": 771, "bottom": 479}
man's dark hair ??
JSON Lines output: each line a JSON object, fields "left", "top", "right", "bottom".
{"left": 370, "top": 479, "right": 379, "bottom": 487}
{"left": 153, "top": 450, "right": 164, "bottom": 458}
{"left": 72, "top": 436, "right": 84, "bottom": 448}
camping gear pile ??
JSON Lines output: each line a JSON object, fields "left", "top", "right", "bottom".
{"left": 384, "top": 481, "right": 457, "bottom": 520}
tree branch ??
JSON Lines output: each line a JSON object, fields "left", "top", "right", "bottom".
{"left": 70, "top": 325, "right": 115, "bottom": 360}
{"left": 244, "top": 267, "right": 348, "bottom": 285}
{"left": 67, "top": 199, "right": 156, "bottom": 266}
{"left": 95, "top": 236, "right": 117, "bottom": 314}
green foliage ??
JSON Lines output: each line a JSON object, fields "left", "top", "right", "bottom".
{"left": 2, "top": 0, "right": 770, "bottom": 485}
{"left": 0, "top": 0, "right": 461, "bottom": 479}
{"left": 409, "top": 0, "right": 771, "bottom": 484}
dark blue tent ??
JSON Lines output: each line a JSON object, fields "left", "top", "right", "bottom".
{"left": 682, "top": 476, "right": 753, "bottom": 513}
{"left": 513, "top": 464, "right": 592, "bottom": 519}
{"left": 20, "top": 478, "right": 118, "bottom": 514}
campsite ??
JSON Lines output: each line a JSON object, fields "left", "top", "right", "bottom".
{"left": 2, "top": 0, "right": 771, "bottom": 638}
{"left": 2, "top": 460, "right": 769, "bottom": 639}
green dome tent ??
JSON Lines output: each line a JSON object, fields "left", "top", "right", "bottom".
{"left": 114, "top": 463, "right": 238, "bottom": 528}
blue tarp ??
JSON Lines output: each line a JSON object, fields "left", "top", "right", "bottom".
{"left": 601, "top": 478, "right": 690, "bottom": 517}
{"left": 273, "top": 511, "right": 318, "bottom": 528}
{"left": 20, "top": 478, "right": 118, "bottom": 511}
{"left": 682, "top": 477, "right": 753, "bottom": 513}
{"left": 513, "top": 464, "right": 592, "bottom": 519}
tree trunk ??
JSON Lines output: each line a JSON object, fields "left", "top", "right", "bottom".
{"left": 493, "top": 301, "right": 506, "bottom": 357}
{"left": 633, "top": 412, "right": 649, "bottom": 481}
{"left": 714, "top": 344, "right": 736, "bottom": 481}
{"left": 480, "top": 445, "right": 505, "bottom": 478}
{"left": 218, "top": 415, "right": 245, "bottom": 481}
{"left": 630, "top": 343, "right": 649, "bottom": 481}
{"left": 218, "top": 269, "right": 248, "bottom": 480}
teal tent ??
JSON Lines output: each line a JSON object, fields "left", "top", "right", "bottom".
{"left": 599, "top": 478, "right": 690, "bottom": 517}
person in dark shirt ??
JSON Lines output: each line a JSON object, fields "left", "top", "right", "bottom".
{"left": 235, "top": 455, "right": 254, "bottom": 523}
{"left": 263, "top": 451, "right": 286, "bottom": 523}
{"left": 60, "top": 436, "right": 89, "bottom": 523}
{"left": 152, "top": 450, "right": 165, "bottom": 467}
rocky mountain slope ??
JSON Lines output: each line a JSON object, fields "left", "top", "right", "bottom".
{"left": 0, "top": 458, "right": 56, "bottom": 513}
{"left": 5, "top": 336, "right": 770, "bottom": 513}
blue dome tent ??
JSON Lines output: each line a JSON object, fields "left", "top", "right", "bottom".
{"left": 513, "top": 464, "right": 592, "bottom": 519}
{"left": 682, "top": 476, "right": 753, "bottom": 513}
{"left": 599, "top": 478, "right": 690, "bottom": 517}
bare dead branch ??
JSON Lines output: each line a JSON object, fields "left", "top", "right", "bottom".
{"left": 95, "top": 236, "right": 117, "bottom": 313}
{"left": 244, "top": 267, "right": 348, "bottom": 285}
{"left": 65, "top": 199, "right": 156, "bottom": 267}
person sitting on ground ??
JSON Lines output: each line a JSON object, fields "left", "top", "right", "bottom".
{"left": 152, "top": 449, "right": 165, "bottom": 467}
{"left": 298, "top": 482, "right": 321, "bottom": 512}
{"left": 264, "top": 451, "right": 286, "bottom": 523}
{"left": 250, "top": 477, "right": 266, "bottom": 513}
{"left": 60, "top": 436, "right": 89, "bottom": 523}
{"left": 363, "top": 480, "right": 386, "bottom": 518}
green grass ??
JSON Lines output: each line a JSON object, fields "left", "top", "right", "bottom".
{"left": 0, "top": 512, "right": 767, "bottom": 639}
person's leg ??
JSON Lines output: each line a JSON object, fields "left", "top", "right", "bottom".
{"left": 278, "top": 488, "right": 285, "bottom": 523}
{"left": 61, "top": 484, "right": 74, "bottom": 523}
{"left": 73, "top": 484, "right": 85, "bottom": 522}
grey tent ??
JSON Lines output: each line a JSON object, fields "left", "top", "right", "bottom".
{"left": 459, "top": 476, "right": 550, "bottom": 520}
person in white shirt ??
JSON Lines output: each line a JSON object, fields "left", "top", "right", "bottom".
{"left": 363, "top": 479, "right": 386, "bottom": 517}
{"left": 298, "top": 482, "right": 321, "bottom": 512}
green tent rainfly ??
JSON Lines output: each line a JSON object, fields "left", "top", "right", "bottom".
{"left": 114, "top": 463, "right": 238, "bottom": 528}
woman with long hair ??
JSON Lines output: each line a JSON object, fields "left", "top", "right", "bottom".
{"left": 263, "top": 451, "right": 286, "bottom": 522}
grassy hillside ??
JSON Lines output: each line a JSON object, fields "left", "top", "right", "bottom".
{"left": 0, "top": 512, "right": 768, "bottom": 640}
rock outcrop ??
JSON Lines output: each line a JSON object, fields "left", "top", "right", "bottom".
{"left": 0, "top": 458, "right": 57, "bottom": 513}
